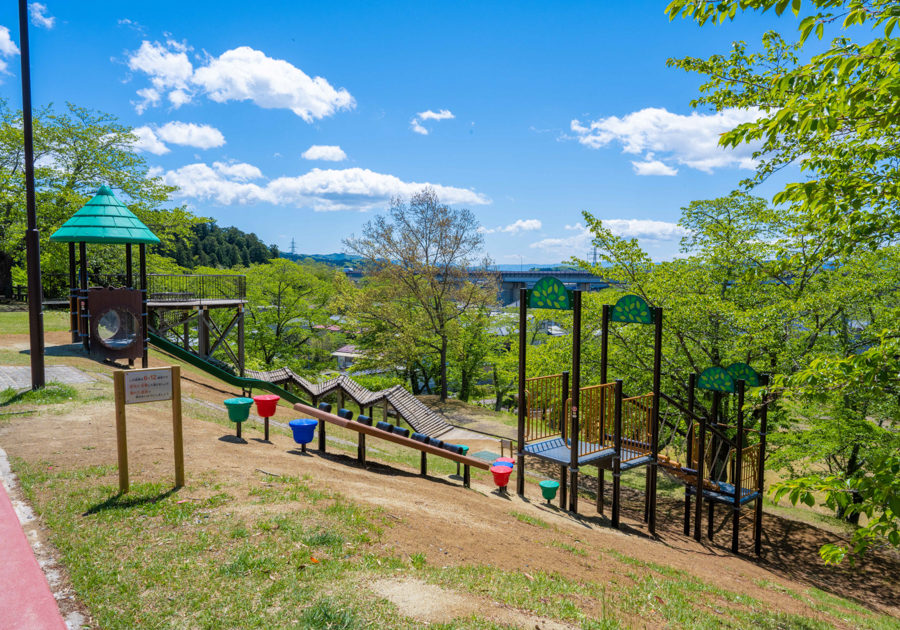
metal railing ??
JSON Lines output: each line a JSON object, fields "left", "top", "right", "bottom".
{"left": 576, "top": 382, "right": 616, "bottom": 456}
{"left": 734, "top": 443, "right": 761, "bottom": 497}
{"left": 620, "top": 393, "right": 653, "bottom": 463}
{"left": 524, "top": 373, "right": 566, "bottom": 443}
{"left": 40, "top": 272, "right": 246, "bottom": 303}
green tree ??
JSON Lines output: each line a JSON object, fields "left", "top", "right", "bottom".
{"left": 0, "top": 100, "right": 197, "bottom": 296}
{"left": 665, "top": 0, "right": 900, "bottom": 562}
{"left": 342, "top": 188, "right": 498, "bottom": 401}
{"left": 244, "top": 259, "right": 333, "bottom": 371}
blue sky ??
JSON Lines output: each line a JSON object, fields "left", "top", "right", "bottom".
{"left": 0, "top": 1, "right": 806, "bottom": 264}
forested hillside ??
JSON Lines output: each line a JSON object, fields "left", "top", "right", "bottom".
{"left": 156, "top": 221, "right": 278, "bottom": 270}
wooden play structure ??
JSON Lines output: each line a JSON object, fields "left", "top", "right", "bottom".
{"left": 46, "top": 185, "right": 248, "bottom": 374}
{"left": 515, "top": 276, "right": 771, "bottom": 554}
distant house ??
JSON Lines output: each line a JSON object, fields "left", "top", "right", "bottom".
{"left": 331, "top": 344, "right": 363, "bottom": 371}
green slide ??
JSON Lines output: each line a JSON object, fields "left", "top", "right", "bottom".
{"left": 148, "top": 333, "right": 310, "bottom": 406}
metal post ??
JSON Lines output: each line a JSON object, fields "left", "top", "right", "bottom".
{"left": 139, "top": 244, "right": 148, "bottom": 368}
{"left": 79, "top": 242, "right": 88, "bottom": 352}
{"left": 516, "top": 287, "right": 527, "bottom": 495}
{"left": 612, "top": 379, "right": 623, "bottom": 529}
{"left": 707, "top": 390, "right": 720, "bottom": 541}
{"left": 126, "top": 243, "right": 134, "bottom": 367}
{"left": 125, "top": 243, "right": 133, "bottom": 288}
{"left": 732, "top": 379, "right": 745, "bottom": 553}
{"left": 598, "top": 304, "right": 610, "bottom": 515}
{"left": 694, "top": 380, "right": 707, "bottom": 542}
{"left": 19, "top": 0, "right": 44, "bottom": 389}
{"left": 68, "top": 243, "right": 78, "bottom": 343}
{"left": 684, "top": 373, "right": 695, "bottom": 536}
{"left": 754, "top": 374, "right": 769, "bottom": 556}
{"left": 183, "top": 312, "right": 190, "bottom": 351}
{"left": 569, "top": 290, "right": 581, "bottom": 513}
{"left": 420, "top": 451, "right": 427, "bottom": 476}
{"left": 648, "top": 306, "right": 663, "bottom": 534}
{"left": 358, "top": 433, "right": 366, "bottom": 465}
{"left": 237, "top": 304, "right": 245, "bottom": 377}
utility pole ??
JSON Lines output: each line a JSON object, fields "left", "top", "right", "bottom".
{"left": 19, "top": 0, "right": 45, "bottom": 389}
{"left": 289, "top": 238, "right": 297, "bottom": 255}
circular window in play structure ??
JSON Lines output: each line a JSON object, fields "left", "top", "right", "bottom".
{"left": 96, "top": 307, "right": 140, "bottom": 349}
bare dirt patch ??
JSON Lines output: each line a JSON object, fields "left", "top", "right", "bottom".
{"left": 370, "top": 577, "right": 577, "bottom": 629}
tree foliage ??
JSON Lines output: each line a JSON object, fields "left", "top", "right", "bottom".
{"left": 664, "top": 0, "right": 900, "bottom": 562}
{"left": 341, "top": 188, "right": 498, "bottom": 401}
{"left": 0, "top": 100, "right": 197, "bottom": 296}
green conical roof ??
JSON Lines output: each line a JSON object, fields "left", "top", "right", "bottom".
{"left": 49, "top": 185, "right": 160, "bottom": 244}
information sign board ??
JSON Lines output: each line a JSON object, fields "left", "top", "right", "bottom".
{"left": 124, "top": 368, "right": 173, "bottom": 404}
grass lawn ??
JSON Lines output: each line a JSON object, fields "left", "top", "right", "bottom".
{"left": 0, "top": 309, "right": 70, "bottom": 334}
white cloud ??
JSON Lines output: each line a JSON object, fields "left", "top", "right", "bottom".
{"left": 155, "top": 121, "right": 225, "bottom": 149}
{"left": 301, "top": 145, "right": 347, "bottom": 161}
{"left": 29, "top": 3, "right": 55, "bottom": 29}
{"left": 126, "top": 39, "right": 355, "bottom": 120}
{"left": 631, "top": 159, "right": 677, "bottom": 176}
{"left": 157, "top": 162, "right": 490, "bottom": 211}
{"left": 132, "top": 126, "right": 169, "bottom": 155}
{"left": 570, "top": 107, "right": 763, "bottom": 174}
{"left": 481, "top": 219, "right": 543, "bottom": 235}
{"left": 132, "top": 121, "right": 225, "bottom": 154}
{"left": 118, "top": 19, "right": 145, "bottom": 34}
{"left": 133, "top": 87, "right": 161, "bottom": 115}
{"left": 417, "top": 109, "right": 454, "bottom": 121}
{"left": 0, "top": 26, "right": 19, "bottom": 79}
{"left": 410, "top": 109, "right": 454, "bottom": 135}
{"left": 213, "top": 161, "right": 262, "bottom": 181}
{"left": 530, "top": 219, "right": 687, "bottom": 257}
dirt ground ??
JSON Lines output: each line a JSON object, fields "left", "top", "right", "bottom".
{"left": 2, "top": 332, "right": 900, "bottom": 626}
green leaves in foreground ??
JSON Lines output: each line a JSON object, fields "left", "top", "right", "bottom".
{"left": 771, "top": 454, "right": 900, "bottom": 564}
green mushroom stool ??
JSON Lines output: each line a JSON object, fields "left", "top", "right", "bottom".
{"left": 223, "top": 397, "right": 254, "bottom": 439}
{"left": 539, "top": 480, "right": 560, "bottom": 504}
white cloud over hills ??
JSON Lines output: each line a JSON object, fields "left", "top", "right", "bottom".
{"left": 126, "top": 39, "right": 355, "bottom": 120}
{"left": 481, "top": 219, "right": 542, "bottom": 235}
{"left": 153, "top": 162, "right": 490, "bottom": 212}
{"left": 133, "top": 122, "right": 225, "bottom": 155}
{"left": 570, "top": 107, "right": 763, "bottom": 174}
{"left": 530, "top": 220, "right": 688, "bottom": 258}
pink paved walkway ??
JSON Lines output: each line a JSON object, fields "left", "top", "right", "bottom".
{"left": 0, "top": 482, "right": 67, "bottom": 629}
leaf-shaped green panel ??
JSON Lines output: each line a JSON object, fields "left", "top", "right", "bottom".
{"left": 697, "top": 366, "right": 736, "bottom": 393}
{"left": 610, "top": 294, "right": 654, "bottom": 325}
{"left": 726, "top": 362, "right": 760, "bottom": 387}
{"left": 528, "top": 276, "right": 571, "bottom": 310}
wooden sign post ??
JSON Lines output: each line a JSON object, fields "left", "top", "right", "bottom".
{"left": 113, "top": 365, "right": 184, "bottom": 493}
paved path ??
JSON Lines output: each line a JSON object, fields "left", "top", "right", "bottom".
{"left": 0, "top": 365, "right": 94, "bottom": 390}
{"left": 0, "top": 479, "right": 67, "bottom": 629}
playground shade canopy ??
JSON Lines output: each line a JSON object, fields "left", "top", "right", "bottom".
{"left": 49, "top": 185, "right": 160, "bottom": 244}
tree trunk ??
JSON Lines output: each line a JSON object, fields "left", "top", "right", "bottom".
{"left": 842, "top": 442, "right": 863, "bottom": 525}
{"left": 460, "top": 365, "right": 471, "bottom": 403}
{"left": 0, "top": 250, "right": 14, "bottom": 299}
{"left": 440, "top": 336, "right": 449, "bottom": 402}
{"left": 493, "top": 364, "right": 503, "bottom": 411}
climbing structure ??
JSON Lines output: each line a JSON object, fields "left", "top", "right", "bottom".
{"left": 514, "top": 280, "right": 664, "bottom": 532}
{"left": 654, "top": 364, "right": 769, "bottom": 555}
{"left": 244, "top": 367, "right": 454, "bottom": 438}
{"left": 515, "top": 278, "right": 771, "bottom": 554}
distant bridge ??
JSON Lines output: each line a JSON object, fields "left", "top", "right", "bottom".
{"left": 344, "top": 268, "right": 613, "bottom": 306}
